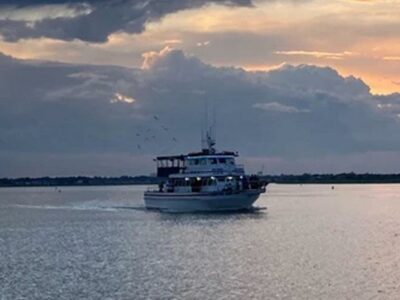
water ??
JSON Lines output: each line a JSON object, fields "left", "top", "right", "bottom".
{"left": 1, "top": 184, "right": 400, "bottom": 299}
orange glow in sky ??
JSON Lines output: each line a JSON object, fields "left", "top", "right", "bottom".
{"left": 1, "top": 0, "right": 400, "bottom": 94}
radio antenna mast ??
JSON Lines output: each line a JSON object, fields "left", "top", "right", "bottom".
{"left": 201, "top": 99, "right": 216, "bottom": 153}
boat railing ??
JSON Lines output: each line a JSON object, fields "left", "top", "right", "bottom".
{"left": 146, "top": 186, "right": 160, "bottom": 192}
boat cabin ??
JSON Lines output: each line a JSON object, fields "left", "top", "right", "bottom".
{"left": 161, "top": 174, "right": 263, "bottom": 194}
{"left": 184, "top": 154, "right": 243, "bottom": 175}
{"left": 155, "top": 150, "right": 244, "bottom": 178}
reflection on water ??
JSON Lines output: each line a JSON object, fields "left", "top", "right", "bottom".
{"left": 1, "top": 184, "right": 400, "bottom": 299}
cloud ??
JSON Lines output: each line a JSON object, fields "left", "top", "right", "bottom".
{"left": 275, "top": 50, "right": 357, "bottom": 60}
{"left": 164, "top": 39, "right": 183, "bottom": 45}
{"left": 253, "top": 102, "right": 310, "bottom": 113}
{"left": 141, "top": 46, "right": 173, "bottom": 69}
{"left": 197, "top": 41, "right": 211, "bottom": 47}
{"left": 0, "top": 3, "right": 91, "bottom": 22}
{"left": 111, "top": 92, "right": 135, "bottom": 104}
{"left": 383, "top": 56, "right": 400, "bottom": 61}
{"left": 0, "top": 0, "right": 253, "bottom": 43}
{"left": 263, "top": 63, "right": 371, "bottom": 98}
{"left": 2, "top": 48, "right": 400, "bottom": 176}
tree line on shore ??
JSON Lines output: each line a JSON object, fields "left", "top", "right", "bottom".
{"left": 3, "top": 173, "right": 400, "bottom": 187}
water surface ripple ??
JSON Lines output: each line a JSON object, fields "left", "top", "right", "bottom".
{"left": 1, "top": 184, "right": 400, "bottom": 299}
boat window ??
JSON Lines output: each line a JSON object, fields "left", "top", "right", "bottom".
{"left": 202, "top": 177, "right": 216, "bottom": 186}
{"left": 210, "top": 158, "right": 217, "bottom": 165}
{"left": 199, "top": 159, "right": 207, "bottom": 165}
{"left": 173, "top": 179, "right": 184, "bottom": 186}
{"left": 194, "top": 159, "right": 200, "bottom": 165}
{"left": 218, "top": 158, "right": 226, "bottom": 164}
{"left": 226, "top": 158, "right": 235, "bottom": 165}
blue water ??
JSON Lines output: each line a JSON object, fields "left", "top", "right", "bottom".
{"left": 1, "top": 184, "right": 400, "bottom": 299}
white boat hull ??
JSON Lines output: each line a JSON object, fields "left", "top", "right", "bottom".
{"left": 144, "top": 189, "right": 264, "bottom": 212}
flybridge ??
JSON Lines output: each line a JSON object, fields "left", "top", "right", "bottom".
{"left": 155, "top": 155, "right": 185, "bottom": 178}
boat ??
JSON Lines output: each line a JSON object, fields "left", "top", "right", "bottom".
{"left": 143, "top": 107, "right": 267, "bottom": 212}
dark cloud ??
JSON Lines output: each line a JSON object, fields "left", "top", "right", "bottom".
{"left": 1, "top": 48, "right": 400, "bottom": 176}
{"left": 0, "top": 0, "right": 253, "bottom": 42}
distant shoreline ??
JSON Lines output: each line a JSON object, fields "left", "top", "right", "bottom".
{"left": 0, "top": 176, "right": 161, "bottom": 188}
{"left": 2, "top": 173, "right": 400, "bottom": 187}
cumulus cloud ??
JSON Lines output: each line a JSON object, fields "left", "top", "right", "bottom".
{"left": 0, "top": 0, "right": 253, "bottom": 43}
{"left": 141, "top": 46, "right": 174, "bottom": 69}
{"left": 2, "top": 48, "right": 400, "bottom": 176}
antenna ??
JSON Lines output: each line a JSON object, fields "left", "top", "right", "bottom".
{"left": 212, "top": 100, "right": 216, "bottom": 148}
{"left": 201, "top": 99, "right": 208, "bottom": 150}
{"left": 201, "top": 98, "right": 216, "bottom": 153}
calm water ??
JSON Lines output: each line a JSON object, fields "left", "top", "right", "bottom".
{"left": 1, "top": 184, "right": 400, "bottom": 299}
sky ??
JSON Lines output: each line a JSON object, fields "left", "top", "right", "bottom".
{"left": 1, "top": 0, "right": 400, "bottom": 176}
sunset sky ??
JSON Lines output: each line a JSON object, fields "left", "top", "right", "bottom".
{"left": 2, "top": 0, "right": 400, "bottom": 93}
{"left": 2, "top": 0, "right": 400, "bottom": 176}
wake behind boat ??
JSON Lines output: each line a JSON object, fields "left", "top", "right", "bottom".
{"left": 143, "top": 108, "right": 267, "bottom": 212}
